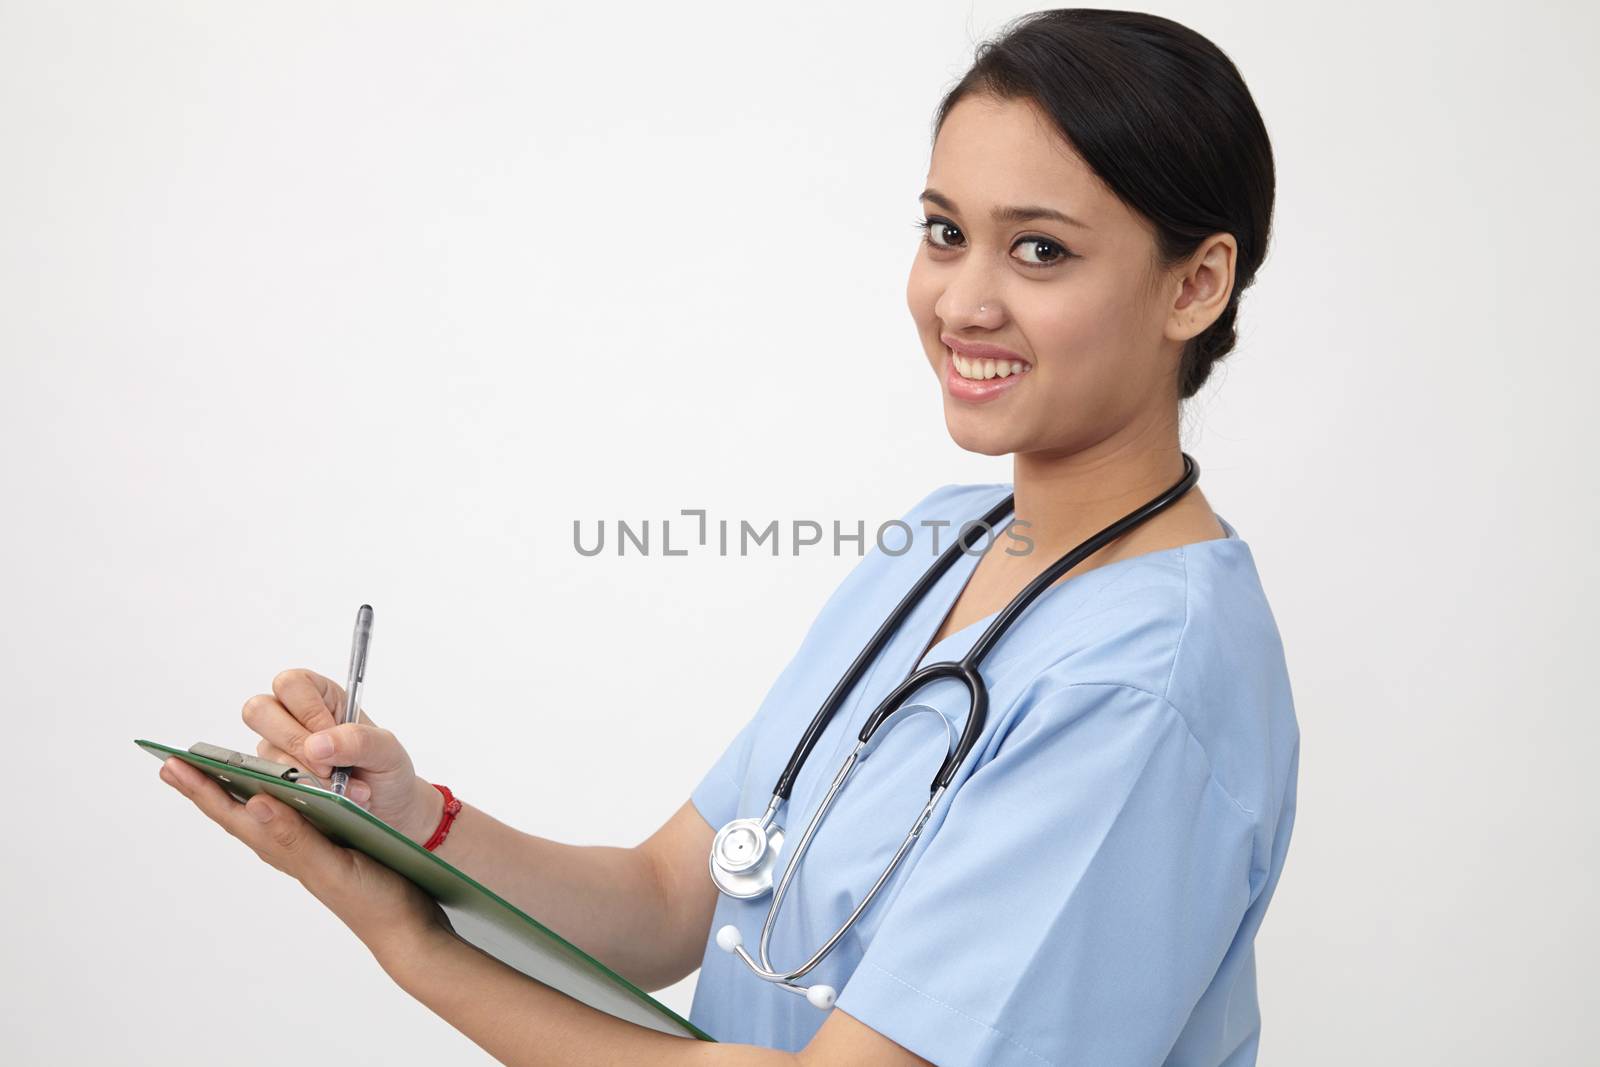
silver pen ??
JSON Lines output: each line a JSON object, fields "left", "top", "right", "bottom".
{"left": 329, "top": 604, "right": 373, "bottom": 797}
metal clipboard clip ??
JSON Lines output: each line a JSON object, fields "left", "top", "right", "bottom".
{"left": 187, "top": 741, "right": 330, "bottom": 790}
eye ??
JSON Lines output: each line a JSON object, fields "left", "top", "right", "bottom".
{"left": 1012, "top": 236, "right": 1075, "bottom": 266}
{"left": 915, "top": 215, "right": 964, "bottom": 250}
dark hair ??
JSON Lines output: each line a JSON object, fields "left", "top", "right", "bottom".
{"left": 933, "top": 9, "right": 1275, "bottom": 400}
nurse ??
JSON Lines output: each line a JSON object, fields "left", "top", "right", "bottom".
{"left": 157, "top": 9, "right": 1299, "bottom": 1067}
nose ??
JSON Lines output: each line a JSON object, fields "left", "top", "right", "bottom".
{"left": 933, "top": 260, "right": 1006, "bottom": 332}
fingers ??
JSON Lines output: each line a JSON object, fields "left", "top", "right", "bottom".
{"left": 271, "top": 669, "right": 343, "bottom": 733}
{"left": 253, "top": 737, "right": 369, "bottom": 803}
{"left": 255, "top": 736, "right": 297, "bottom": 765}
{"left": 272, "top": 668, "right": 376, "bottom": 729}
{"left": 303, "top": 723, "right": 408, "bottom": 775}
{"left": 247, "top": 670, "right": 377, "bottom": 778}
{"left": 243, "top": 693, "right": 333, "bottom": 777}
{"left": 158, "top": 757, "right": 341, "bottom": 879}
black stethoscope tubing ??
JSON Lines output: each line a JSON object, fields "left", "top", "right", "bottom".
{"left": 770, "top": 452, "right": 1200, "bottom": 800}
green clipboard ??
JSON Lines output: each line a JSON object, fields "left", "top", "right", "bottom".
{"left": 136, "top": 738, "right": 714, "bottom": 1042}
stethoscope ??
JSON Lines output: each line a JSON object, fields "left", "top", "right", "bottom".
{"left": 708, "top": 452, "right": 1201, "bottom": 1009}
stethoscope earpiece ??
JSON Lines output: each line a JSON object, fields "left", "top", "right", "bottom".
{"left": 715, "top": 923, "right": 837, "bottom": 1009}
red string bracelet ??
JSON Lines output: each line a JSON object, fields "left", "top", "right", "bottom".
{"left": 422, "top": 783, "right": 463, "bottom": 852}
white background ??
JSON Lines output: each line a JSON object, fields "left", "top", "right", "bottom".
{"left": 2, "top": 2, "right": 1595, "bottom": 1063}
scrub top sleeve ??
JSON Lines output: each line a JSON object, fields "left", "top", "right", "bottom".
{"left": 833, "top": 682, "right": 1258, "bottom": 1067}
{"left": 689, "top": 711, "right": 759, "bottom": 831}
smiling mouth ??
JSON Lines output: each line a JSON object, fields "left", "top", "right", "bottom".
{"left": 948, "top": 348, "right": 1031, "bottom": 381}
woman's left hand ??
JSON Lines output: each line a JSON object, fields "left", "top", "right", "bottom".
{"left": 158, "top": 756, "right": 454, "bottom": 971}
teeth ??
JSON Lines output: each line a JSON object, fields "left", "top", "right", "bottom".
{"left": 950, "top": 351, "right": 1028, "bottom": 381}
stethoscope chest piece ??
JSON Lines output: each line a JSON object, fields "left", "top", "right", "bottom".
{"left": 710, "top": 817, "right": 786, "bottom": 899}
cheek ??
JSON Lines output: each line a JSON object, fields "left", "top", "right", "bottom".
{"left": 905, "top": 258, "right": 939, "bottom": 330}
{"left": 1028, "top": 273, "right": 1152, "bottom": 386}
{"left": 1020, "top": 294, "right": 1103, "bottom": 399}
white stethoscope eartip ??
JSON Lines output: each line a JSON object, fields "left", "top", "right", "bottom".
{"left": 805, "top": 984, "right": 837, "bottom": 1010}
{"left": 716, "top": 924, "right": 835, "bottom": 1011}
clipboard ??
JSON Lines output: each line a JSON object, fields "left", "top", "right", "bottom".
{"left": 136, "top": 738, "right": 714, "bottom": 1042}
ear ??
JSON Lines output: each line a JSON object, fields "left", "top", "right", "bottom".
{"left": 1163, "top": 233, "right": 1237, "bottom": 343}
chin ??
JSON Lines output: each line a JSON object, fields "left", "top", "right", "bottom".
{"left": 943, "top": 413, "right": 1019, "bottom": 457}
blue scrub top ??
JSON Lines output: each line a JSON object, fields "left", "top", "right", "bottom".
{"left": 688, "top": 482, "right": 1300, "bottom": 1066}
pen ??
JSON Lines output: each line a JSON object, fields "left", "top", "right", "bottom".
{"left": 329, "top": 603, "right": 373, "bottom": 797}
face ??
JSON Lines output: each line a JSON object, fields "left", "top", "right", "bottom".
{"left": 907, "top": 92, "right": 1217, "bottom": 458}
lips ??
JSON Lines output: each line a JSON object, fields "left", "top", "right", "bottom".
{"left": 941, "top": 335, "right": 1030, "bottom": 366}
{"left": 942, "top": 346, "right": 1028, "bottom": 403}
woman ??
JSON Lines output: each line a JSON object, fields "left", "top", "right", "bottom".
{"left": 159, "top": 9, "right": 1299, "bottom": 1065}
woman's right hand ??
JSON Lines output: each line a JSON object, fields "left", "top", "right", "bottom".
{"left": 242, "top": 668, "right": 443, "bottom": 846}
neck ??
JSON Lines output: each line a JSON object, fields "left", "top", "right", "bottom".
{"left": 1008, "top": 430, "right": 1192, "bottom": 566}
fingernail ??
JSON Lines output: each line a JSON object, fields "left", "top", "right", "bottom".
{"left": 249, "top": 801, "right": 274, "bottom": 823}
{"left": 306, "top": 733, "right": 333, "bottom": 759}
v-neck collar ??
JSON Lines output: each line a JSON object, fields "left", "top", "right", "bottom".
{"left": 911, "top": 524, "right": 1008, "bottom": 670}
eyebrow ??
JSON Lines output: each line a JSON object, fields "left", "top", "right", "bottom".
{"left": 919, "top": 188, "right": 1090, "bottom": 230}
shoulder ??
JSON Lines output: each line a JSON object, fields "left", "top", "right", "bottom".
{"left": 1031, "top": 526, "right": 1298, "bottom": 831}
{"left": 1163, "top": 536, "right": 1300, "bottom": 827}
